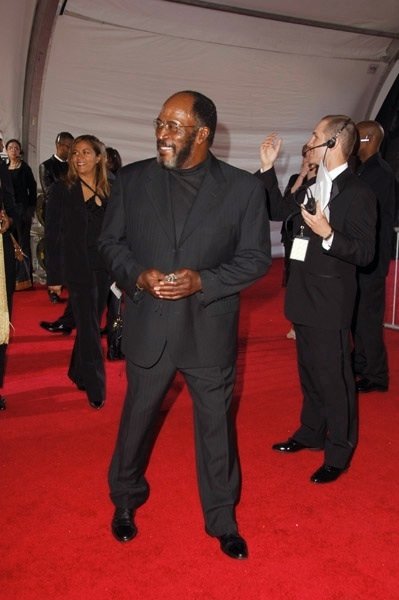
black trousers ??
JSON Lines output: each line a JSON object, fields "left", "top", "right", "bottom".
{"left": 58, "top": 297, "right": 75, "bottom": 329}
{"left": 67, "top": 270, "right": 110, "bottom": 405}
{"left": 352, "top": 275, "right": 388, "bottom": 387}
{"left": 293, "top": 324, "right": 357, "bottom": 469}
{"left": 109, "top": 348, "right": 240, "bottom": 537}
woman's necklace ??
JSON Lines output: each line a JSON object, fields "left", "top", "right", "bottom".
{"left": 8, "top": 159, "right": 21, "bottom": 170}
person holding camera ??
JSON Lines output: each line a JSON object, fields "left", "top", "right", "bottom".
{"left": 257, "top": 116, "right": 376, "bottom": 483}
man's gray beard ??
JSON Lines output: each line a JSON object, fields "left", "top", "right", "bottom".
{"left": 156, "top": 130, "right": 197, "bottom": 170}
{"left": 157, "top": 152, "right": 177, "bottom": 169}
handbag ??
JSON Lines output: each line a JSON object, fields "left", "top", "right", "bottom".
{"left": 107, "top": 297, "right": 124, "bottom": 361}
{"left": 10, "top": 233, "right": 32, "bottom": 291}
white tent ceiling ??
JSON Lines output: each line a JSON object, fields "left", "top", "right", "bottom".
{"left": 1, "top": 0, "right": 399, "bottom": 252}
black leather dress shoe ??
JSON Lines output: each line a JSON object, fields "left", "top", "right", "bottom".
{"left": 111, "top": 508, "right": 137, "bottom": 543}
{"left": 0, "top": 396, "right": 6, "bottom": 411}
{"left": 88, "top": 399, "right": 105, "bottom": 410}
{"left": 40, "top": 320, "right": 72, "bottom": 334}
{"left": 310, "top": 464, "right": 346, "bottom": 484}
{"left": 218, "top": 533, "right": 248, "bottom": 560}
{"left": 356, "top": 378, "right": 388, "bottom": 393}
{"left": 272, "top": 439, "right": 322, "bottom": 453}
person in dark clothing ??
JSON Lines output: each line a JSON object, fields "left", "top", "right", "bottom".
{"left": 0, "top": 160, "right": 17, "bottom": 410}
{"left": 5, "top": 139, "right": 37, "bottom": 287}
{"left": 98, "top": 90, "right": 271, "bottom": 559}
{"left": 53, "top": 134, "right": 111, "bottom": 410}
{"left": 39, "top": 132, "right": 74, "bottom": 215}
{"left": 352, "top": 121, "right": 396, "bottom": 393}
{"left": 106, "top": 147, "right": 122, "bottom": 175}
{"left": 39, "top": 132, "right": 76, "bottom": 334}
{"left": 257, "top": 116, "right": 376, "bottom": 484}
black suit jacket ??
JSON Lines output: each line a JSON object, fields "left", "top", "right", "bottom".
{"left": 40, "top": 156, "right": 69, "bottom": 284}
{"left": 48, "top": 181, "right": 107, "bottom": 285}
{"left": 39, "top": 155, "right": 68, "bottom": 199}
{"left": 99, "top": 153, "right": 271, "bottom": 368}
{"left": 258, "top": 167, "right": 376, "bottom": 330}
{"left": 357, "top": 152, "right": 396, "bottom": 278}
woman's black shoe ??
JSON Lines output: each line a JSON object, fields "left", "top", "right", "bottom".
{"left": 89, "top": 399, "right": 105, "bottom": 410}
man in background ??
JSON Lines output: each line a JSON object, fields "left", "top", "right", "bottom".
{"left": 353, "top": 120, "right": 396, "bottom": 393}
{"left": 39, "top": 132, "right": 75, "bottom": 334}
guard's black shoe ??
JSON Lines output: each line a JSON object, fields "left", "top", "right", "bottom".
{"left": 0, "top": 396, "right": 6, "bottom": 411}
{"left": 111, "top": 508, "right": 137, "bottom": 543}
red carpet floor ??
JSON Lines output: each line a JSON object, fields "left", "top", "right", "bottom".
{"left": 1, "top": 259, "right": 399, "bottom": 600}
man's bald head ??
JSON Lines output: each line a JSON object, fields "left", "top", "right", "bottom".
{"left": 356, "top": 120, "right": 384, "bottom": 162}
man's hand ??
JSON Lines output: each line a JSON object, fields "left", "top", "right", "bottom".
{"left": 136, "top": 269, "right": 166, "bottom": 297}
{"left": 260, "top": 133, "right": 282, "bottom": 172}
{"left": 300, "top": 202, "right": 332, "bottom": 239}
{"left": 153, "top": 269, "right": 202, "bottom": 300}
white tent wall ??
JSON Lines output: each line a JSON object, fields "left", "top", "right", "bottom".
{"left": 0, "top": 0, "right": 37, "bottom": 146}
{"left": 37, "top": 0, "right": 399, "bottom": 254}
{"left": 39, "top": 0, "right": 397, "bottom": 178}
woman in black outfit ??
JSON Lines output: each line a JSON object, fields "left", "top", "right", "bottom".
{"left": 0, "top": 161, "right": 17, "bottom": 410}
{"left": 6, "top": 139, "right": 37, "bottom": 287}
{"left": 53, "top": 135, "right": 110, "bottom": 409}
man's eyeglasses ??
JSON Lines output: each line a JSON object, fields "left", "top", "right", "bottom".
{"left": 153, "top": 119, "right": 197, "bottom": 135}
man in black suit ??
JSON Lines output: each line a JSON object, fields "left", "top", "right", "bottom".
{"left": 99, "top": 91, "right": 271, "bottom": 559}
{"left": 257, "top": 116, "right": 376, "bottom": 483}
{"left": 352, "top": 121, "right": 396, "bottom": 393}
{"left": 39, "top": 132, "right": 75, "bottom": 333}
{"left": 39, "top": 132, "right": 74, "bottom": 211}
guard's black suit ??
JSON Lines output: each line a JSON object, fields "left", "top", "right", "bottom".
{"left": 258, "top": 166, "right": 376, "bottom": 468}
{"left": 39, "top": 155, "right": 75, "bottom": 327}
{"left": 99, "top": 153, "right": 271, "bottom": 536}
{"left": 39, "top": 156, "right": 68, "bottom": 204}
{"left": 352, "top": 152, "right": 396, "bottom": 387}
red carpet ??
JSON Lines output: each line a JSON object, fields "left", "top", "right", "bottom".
{"left": 2, "top": 259, "right": 399, "bottom": 600}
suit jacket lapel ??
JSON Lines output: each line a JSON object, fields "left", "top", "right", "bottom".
{"left": 330, "top": 168, "right": 350, "bottom": 202}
